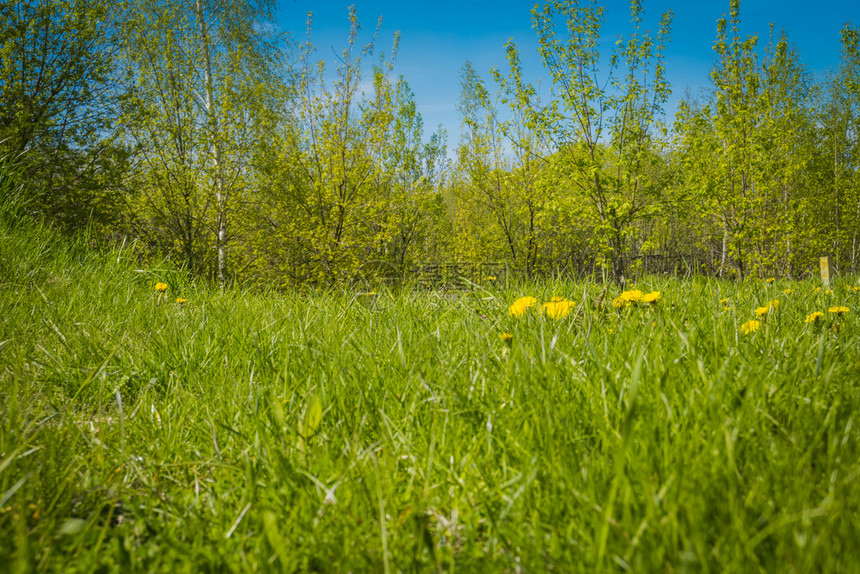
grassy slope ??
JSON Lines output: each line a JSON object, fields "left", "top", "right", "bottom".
{"left": 2, "top": 217, "right": 860, "bottom": 572}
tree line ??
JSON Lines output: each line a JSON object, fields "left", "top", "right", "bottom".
{"left": 2, "top": 0, "right": 858, "bottom": 286}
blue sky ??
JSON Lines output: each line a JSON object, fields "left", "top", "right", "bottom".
{"left": 277, "top": 1, "right": 859, "bottom": 144}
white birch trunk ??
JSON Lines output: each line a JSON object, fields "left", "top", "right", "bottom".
{"left": 196, "top": 0, "right": 226, "bottom": 287}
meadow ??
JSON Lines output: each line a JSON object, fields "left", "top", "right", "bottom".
{"left": 2, "top": 215, "right": 860, "bottom": 572}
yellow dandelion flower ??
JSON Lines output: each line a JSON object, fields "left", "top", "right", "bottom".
{"left": 829, "top": 306, "right": 850, "bottom": 316}
{"left": 541, "top": 299, "right": 575, "bottom": 319}
{"left": 754, "top": 299, "right": 780, "bottom": 317}
{"left": 783, "top": 289, "right": 792, "bottom": 295}
{"left": 486, "top": 276, "right": 497, "bottom": 281}
{"left": 719, "top": 297, "right": 729, "bottom": 304}
{"left": 613, "top": 289, "right": 644, "bottom": 308}
{"left": 805, "top": 312, "right": 824, "bottom": 323}
{"left": 499, "top": 332, "right": 513, "bottom": 346}
{"left": 508, "top": 296, "right": 537, "bottom": 317}
{"left": 739, "top": 320, "right": 760, "bottom": 335}
{"left": 641, "top": 291, "right": 660, "bottom": 304}
{"left": 813, "top": 287, "right": 821, "bottom": 294}
{"left": 176, "top": 297, "right": 187, "bottom": 304}
{"left": 825, "top": 289, "right": 833, "bottom": 295}
{"left": 622, "top": 289, "right": 644, "bottom": 303}
{"left": 766, "top": 277, "right": 775, "bottom": 284}
{"left": 154, "top": 282, "right": 168, "bottom": 292}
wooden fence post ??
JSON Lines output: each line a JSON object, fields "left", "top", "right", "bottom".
{"left": 820, "top": 256, "right": 832, "bottom": 287}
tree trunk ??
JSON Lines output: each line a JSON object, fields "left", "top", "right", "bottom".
{"left": 784, "top": 186, "right": 792, "bottom": 278}
{"left": 196, "top": 0, "right": 227, "bottom": 287}
{"left": 609, "top": 227, "right": 626, "bottom": 286}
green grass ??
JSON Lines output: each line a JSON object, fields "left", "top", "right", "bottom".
{"left": 2, "top": 217, "right": 860, "bottom": 572}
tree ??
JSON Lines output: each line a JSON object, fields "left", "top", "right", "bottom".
{"left": 494, "top": 0, "right": 673, "bottom": 283}
{"left": 816, "top": 25, "right": 860, "bottom": 272}
{"left": 675, "top": 1, "right": 815, "bottom": 277}
{"left": 757, "top": 27, "right": 816, "bottom": 276}
{"left": 453, "top": 61, "right": 554, "bottom": 275}
{"left": 253, "top": 8, "right": 403, "bottom": 285}
{"left": 0, "top": 0, "right": 125, "bottom": 233}
{"left": 375, "top": 77, "right": 450, "bottom": 275}
{"left": 119, "top": 0, "right": 283, "bottom": 284}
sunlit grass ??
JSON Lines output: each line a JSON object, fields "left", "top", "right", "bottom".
{"left": 2, "top": 218, "right": 860, "bottom": 571}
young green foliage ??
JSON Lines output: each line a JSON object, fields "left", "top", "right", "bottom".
{"left": 675, "top": 0, "right": 816, "bottom": 278}
{"left": 817, "top": 25, "right": 860, "bottom": 273}
{"left": 0, "top": 0, "right": 126, "bottom": 234}
{"left": 118, "top": 0, "right": 283, "bottom": 284}
{"left": 254, "top": 8, "right": 448, "bottom": 286}
{"left": 453, "top": 61, "right": 554, "bottom": 276}
{"left": 492, "top": 0, "right": 673, "bottom": 283}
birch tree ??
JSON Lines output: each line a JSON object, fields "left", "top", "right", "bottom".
{"left": 119, "top": 0, "right": 282, "bottom": 283}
